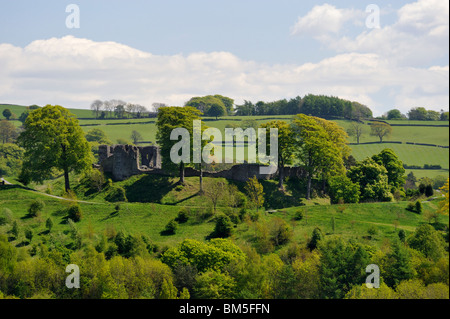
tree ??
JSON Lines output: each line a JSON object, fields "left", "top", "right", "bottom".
{"left": 347, "top": 158, "right": 393, "bottom": 202}
{"left": 207, "top": 103, "right": 227, "bottom": 120}
{"left": 318, "top": 238, "right": 370, "bottom": 299}
{"left": 407, "top": 224, "right": 446, "bottom": 261}
{"left": 291, "top": 114, "right": 344, "bottom": 200}
{"left": 204, "top": 180, "right": 227, "bottom": 213}
{"left": 0, "top": 120, "right": 18, "bottom": 144}
{"left": 408, "top": 107, "right": 427, "bottom": 120}
{"left": 372, "top": 148, "right": 406, "bottom": 191}
{"left": 130, "top": 130, "right": 143, "bottom": 144}
{"left": 259, "top": 121, "right": 295, "bottom": 189}
{"left": 244, "top": 176, "right": 265, "bottom": 211}
{"left": 156, "top": 106, "right": 202, "bottom": 184}
{"left": 90, "top": 100, "right": 103, "bottom": 119}
{"left": 347, "top": 122, "right": 365, "bottom": 144}
{"left": 24, "top": 228, "right": 33, "bottom": 243}
{"left": 28, "top": 199, "right": 45, "bottom": 217}
{"left": 2, "top": 109, "right": 12, "bottom": 120}
{"left": 370, "top": 121, "right": 392, "bottom": 142}
{"left": 46, "top": 217, "right": 53, "bottom": 232}
{"left": 211, "top": 213, "right": 233, "bottom": 238}
{"left": 436, "top": 178, "right": 449, "bottom": 216}
{"left": 328, "top": 175, "right": 360, "bottom": 204}
{"left": 114, "top": 104, "right": 126, "bottom": 118}
{"left": 185, "top": 95, "right": 230, "bottom": 117}
{"left": 307, "top": 227, "right": 323, "bottom": 251}
{"left": 386, "top": 109, "right": 404, "bottom": 120}
{"left": 384, "top": 241, "right": 414, "bottom": 287}
{"left": 17, "top": 105, "right": 92, "bottom": 192}
{"left": 85, "top": 128, "right": 111, "bottom": 144}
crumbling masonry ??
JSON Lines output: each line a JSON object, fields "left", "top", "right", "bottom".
{"left": 97, "top": 144, "right": 306, "bottom": 182}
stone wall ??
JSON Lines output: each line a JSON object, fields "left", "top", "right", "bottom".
{"left": 98, "top": 144, "right": 305, "bottom": 182}
{"left": 98, "top": 144, "right": 161, "bottom": 181}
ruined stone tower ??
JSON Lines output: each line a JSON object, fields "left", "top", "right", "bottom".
{"left": 98, "top": 144, "right": 161, "bottom": 181}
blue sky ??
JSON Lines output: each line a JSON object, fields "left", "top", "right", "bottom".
{"left": 0, "top": 0, "right": 448, "bottom": 115}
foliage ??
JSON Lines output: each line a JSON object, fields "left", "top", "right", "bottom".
{"left": 407, "top": 224, "right": 446, "bottom": 261}
{"left": 0, "top": 120, "right": 18, "bottom": 144}
{"left": 67, "top": 203, "right": 83, "bottom": 222}
{"left": 259, "top": 120, "right": 295, "bottom": 188}
{"left": 163, "top": 219, "right": 178, "bottom": 235}
{"left": 17, "top": 105, "right": 92, "bottom": 191}
{"left": 318, "top": 237, "right": 370, "bottom": 299}
{"left": 437, "top": 179, "right": 449, "bottom": 216}
{"left": 28, "top": 199, "right": 45, "bottom": 217}
{"left": 161, "top": 238, "right": 245, "bottom": 273}
{"left": 156, "top": 106, "right": 202, "bottom": 183}
{"left": 244, "top": 176, "right": 265, "bottom": 211}
{"left": 211, "top": 213, "right": 233, "bottom": 238}
{"left": 85, "top": 128, "right": 111, "bottom": 145}
{"left": 371, "top": 148, "right": 405, "bottom": 191}
{"left": 370, "top": 121, "right": 392, "bottom": 142}
{"left": 348, "top": 158, "right": 393, "bottom": 202}
{"left": 105, "top": 185, "right": 128, "bottom": 202}
{"left": 328, "top": 175, "right": 360, "bottom": 204}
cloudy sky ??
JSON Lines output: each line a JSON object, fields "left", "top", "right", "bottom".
{"left": 0, "top": 0, "right": 448, "bottom": 116}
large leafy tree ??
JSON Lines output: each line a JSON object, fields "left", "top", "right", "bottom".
{"left": 371, "top": 148, "right": 405, "bottom": 191}
{"left": 370, "top": 121, "right": 392, "bottom": 142}
{"left": 259, "top": 120, "right": 295, "bottom": 190}
{"left": 156, "top": 106, "right": 202, "bottom": 184}
{"left": 185, "top": 95, "right": 230, "bottom": 118}
{"left": 17, "top": 105, "right": 92, "bottom": 192}
{"left": 347, "top": 158, "right": 393, "bottom": 202}
{"left": 290, "top": 114, "right": 343, "bottom": 200}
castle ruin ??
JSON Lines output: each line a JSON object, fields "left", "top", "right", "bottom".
{"left": 97, "top": 144, "right": 306, "bottom": 182}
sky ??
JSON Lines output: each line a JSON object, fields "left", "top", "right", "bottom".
{"left": 0, "top": 0, "right": 448, "bottom": 116}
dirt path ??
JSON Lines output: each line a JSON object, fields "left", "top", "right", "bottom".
{"left": 1, "top": 178, "right": 103, "bottom": 205}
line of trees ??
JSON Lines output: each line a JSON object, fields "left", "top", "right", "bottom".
{"left": 234, "top": 94, "right": 373, "bottom": 119}
{"left": 90, "top": 100, "right": 150, "bottom": 119}
{"left": 384, "top": 107, "right": 449, "bottom": 121}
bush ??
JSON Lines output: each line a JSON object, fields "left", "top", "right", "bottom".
{"left": 28, "top": 199, "right": 45, "bottom": 217}
{"left": 67, "top": 203, "right": 83, "bottom": 222}
{"left": 175, "top": 208, "right": 189, "bottom": 223}
{"left": 211, "top": 213, "right": 233, "bottom": 238}
{"left": 163, "top": 219, "right": 178, "bottom": 235}
{"left": 294, "top": 210, "right": 304, "bottom": 221}
{"left": 415, "top": 200, "right": 423, "bottom": 214}
{"left": 106, "top": 185, "right": 128, "bottom": 202}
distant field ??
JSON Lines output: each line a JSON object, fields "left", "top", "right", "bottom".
{"left": 350, "top": 143, "right": 449, "bottom": 169}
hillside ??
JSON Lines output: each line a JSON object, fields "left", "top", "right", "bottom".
{"left": 1, "top": 179, "right": 447, "bottom": 250}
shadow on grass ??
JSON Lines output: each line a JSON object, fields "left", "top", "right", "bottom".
{"left": 124, "top": 175, "right": 175, "bottom": 203}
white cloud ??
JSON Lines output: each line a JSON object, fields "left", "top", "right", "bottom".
{"left": 290, "top": 3, "right": 364, "bottom": 40}
{"left": 292, "top": 0, "right": 449, "bottom": 67}
{"left": 0, "top": 35, "right": 448, "bottom": 116}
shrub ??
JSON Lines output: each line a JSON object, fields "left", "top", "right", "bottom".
{"left": 415, "top": 201, "right": 423, "bottom": 214}
{"left": 67, "top": 203, "right": 83, "bottom": 222}
{"left": 294, "top": 210, "right": 304, "bottom": 221}
{"left": 398, "top": 229, "right": 406, "bottom": 243}
{"left": 175, "top": 208, "right": 189, "bottom": 223}
{"left": 24, "top": 228, "right": 33, "bottom": 243}
{"left": 367, "top": 225, "right": 378, "bottom": 238}
{"left": 28, "top": 199, "right": 45, "bottom": 217}
{"left": 46, "top": 217, "right": 53, "bottom": 232}
{"left": 163, "top": 219, "right": 178, "bottom": 235}
{"left": 106, "top": 185, "right": 128, "bottom": 202}
{"left": 307, "top": 227, "right": 323, "bottom": 251}
{"left": 270, "top": 217, "right": 292, "bottom": 246}
{"left": 211, "top": 213, "right": 233, "bottom": 238}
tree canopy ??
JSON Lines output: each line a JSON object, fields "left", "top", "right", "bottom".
{"left": 17, "top": 105, "right": 92, "bottom": 191}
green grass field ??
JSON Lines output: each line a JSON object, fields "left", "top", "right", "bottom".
{"left": 1, "top": 179, "right": 448, "bottom": 251}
